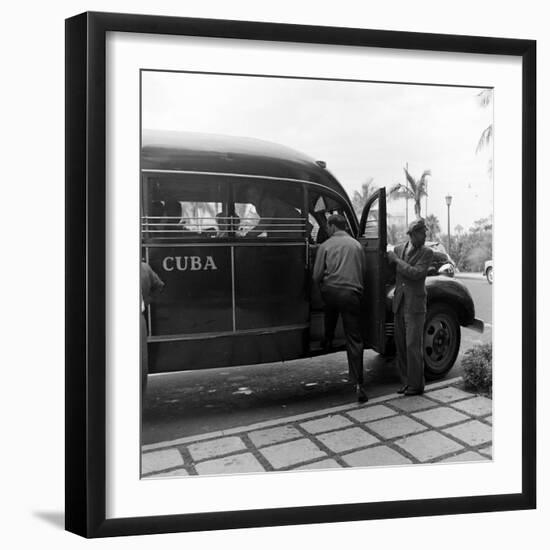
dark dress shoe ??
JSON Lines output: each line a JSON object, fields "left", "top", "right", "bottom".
{"left": 397, "top": 385, "right": 408, "bottom": 394}
{"left": 404, "top": 388, "right": 424, "bottom": 396}
{"left": 356, "top": 384, "right": 368, "bottom": 403}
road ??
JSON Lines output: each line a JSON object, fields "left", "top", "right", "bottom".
{"left": 142, "top": 275, "right": 492, "bottom": 445}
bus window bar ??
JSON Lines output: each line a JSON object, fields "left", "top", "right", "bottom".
{"left": 141, "top": 216, "right": 306, "bottom": 223}
{"left": 142, "top": 229, "right": 307, "bottom": 233}
{"left": 141, "top": 223, "right": 307, "bottom": 228}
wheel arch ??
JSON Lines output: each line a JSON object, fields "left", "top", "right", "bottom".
{"left": 426, "top": 278, "right": 475, "bottom": 327}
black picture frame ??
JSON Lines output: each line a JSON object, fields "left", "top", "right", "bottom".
{"left": 65, "top": 11, "right": 536, "bottom": 538}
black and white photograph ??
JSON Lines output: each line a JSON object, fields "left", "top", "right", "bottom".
{"left": 0, "top": 0, "right": 543, "bottom": 544}
{"left": 140, "top": 70, "right": 494, "bottom": 478}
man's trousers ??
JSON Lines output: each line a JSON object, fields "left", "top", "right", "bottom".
{"left": 141, "top": 313, "right": 148, "bottom": 391}
{"left": 321, "top": 286, "right": 364, "bottom": 384}
{"left": 394, "top": 305, "right": 425, "bottom": 391}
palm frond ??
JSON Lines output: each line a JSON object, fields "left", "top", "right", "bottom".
{"left": 403, "top": 167, "right": 417, "bottom": 194}
{"left": 417, "top": 170, "right": 431, "bottom": 196}
{"left": 477, "top": 89, "right": 493, "bottom": 108}
{"left": 388, "top": 183, "right": 413, "bottom": 200}
{"left": 419, "top": 169, "right": 432, "bottom": 182}
{"left": 476, "top": 124, "right": 493, "bottom": 154}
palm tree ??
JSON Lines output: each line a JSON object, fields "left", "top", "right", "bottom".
{"left": 351, "top": 177, "right": 375, "bottom": 219}
{"left": 425, "top": 214, "right": 441, "bottom": 241}
{"left": 389, "top": 167, "right": 431, "bottom": 219}
{"left": 476, "top": 89, "right": 493, "bottom": 176}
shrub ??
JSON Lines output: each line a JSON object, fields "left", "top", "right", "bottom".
{"left": 461, "top": 343, "right": 492, "bottom": 394}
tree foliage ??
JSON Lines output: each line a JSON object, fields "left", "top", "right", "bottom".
{"left": 476, "top": 89, "right": 493, "bottom": 177}
{"left": 351, "top": 177, "right": 375, "bottom": 219}
{"left": 444, "top": 216, "right": 492, "bottom": 272}
{"left": 425, "top": 214, "right": 441, "bottom": 241}
{"left": 389, "top": 167, "right": 431, "bottom": 218}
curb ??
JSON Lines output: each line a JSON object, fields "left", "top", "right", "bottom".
{"left": 142, "top": 376, "right": 463, "bottom": 452}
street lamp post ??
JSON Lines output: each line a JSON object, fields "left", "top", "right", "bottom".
{"left": 445, "top": 195, "right": 452, "bottom": 254}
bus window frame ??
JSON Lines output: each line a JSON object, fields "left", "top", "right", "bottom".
{"left": 306, "top": 186, "right": 357, "bottom": 241}
{"left": 141, "top": 172, "right": 232, "bottom": 243}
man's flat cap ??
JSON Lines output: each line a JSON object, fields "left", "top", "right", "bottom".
{"left": 407, "top": 218, "right": 427, "bottom": 234}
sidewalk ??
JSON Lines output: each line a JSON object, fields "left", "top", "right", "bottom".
{"left": 141, "top": 377, "right": 492, "bottom": 478}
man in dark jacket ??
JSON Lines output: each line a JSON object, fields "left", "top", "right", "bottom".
{"left": 313, "top": 214, "right": 368, "bottom": 402}
{"left": 141, "top": 262, "right": 165, "bottom": 391}
{"left": 387, "top": 218, "right": 434, "bottom": 396}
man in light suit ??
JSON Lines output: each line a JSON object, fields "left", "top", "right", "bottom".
{"left": 387, "top": 219, "right": 434, "bottom": 396}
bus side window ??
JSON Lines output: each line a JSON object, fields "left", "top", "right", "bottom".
{"left": 309, "top": 191, "right": 353, "bottom": 238}
{"left": 233, "top": 181, "right": 305, "bottom": 240}
{"left": 142, "top": 175, "right": 228, "bottom": 241}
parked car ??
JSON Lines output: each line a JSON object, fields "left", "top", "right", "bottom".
{"left": 484, "top": 260, "right": 493, "bottom": 284}
{"left": 141, "top": 131, "right": 483, "bottom": 382}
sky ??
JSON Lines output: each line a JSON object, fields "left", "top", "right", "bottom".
{"left": 142, "top": 71, "right": 493, "bottom": 232}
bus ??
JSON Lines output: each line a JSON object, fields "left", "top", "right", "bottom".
{"left": 141, "top": 131, "right": 483, "bottom": 382}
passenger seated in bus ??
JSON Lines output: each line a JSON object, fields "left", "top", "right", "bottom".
{"left": 216, "top": 212, "right": 239, "bottom": 238}
{"left": 144, "top": 200, "right": 166, "bottom": 238}
{"left": 243, "top": 186, "right": 303, "bottom": 239}
{"left": 306, "top": 219, "right": 315, "bottom": 244}
{"left": 160, "top": 199, "right": 192, "bottom": 237}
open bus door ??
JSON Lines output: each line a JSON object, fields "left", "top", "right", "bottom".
{"left": 358, "top": 187, "right": 388, "bottom": 354}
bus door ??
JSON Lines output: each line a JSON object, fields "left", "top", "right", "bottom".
{"left": 231, "top": 180, "right": 309, "bottom": 365}
{"left": 358, "top": 187, "right": 388, "bottom": 354}
{"left": 306, "top": 191, "right": 354, "bottom": 351}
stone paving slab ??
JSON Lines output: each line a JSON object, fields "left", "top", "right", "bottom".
{"left": 443, "top": 420, "right": 492, "bottom": 447}
{"left": 387, "top": 395, "right": 438, "bottom": 412}
{"left": 195, "top": 453, "right": 266, "bottom": 475}
{"left": 188, "top": 436, "right": 246, "bottom": 461}
{"left": 412, "top": 407, "right": 470, "bottom": 428}
{"left": 142, "top": 449, "right": 184, "bottom": 475}
{"left": 395, "top": 431, "right": 464, "bottom": 462}
{"left": 367, "top": 416, "right": 426, "bottom": 439}
{"left": 300, "top": 414, "right": 353, "bottom": 434}
{"left": 316, "top": 427, "right": 379, "bottom": 453}
{"left": 342, "top": 445, "right": 413, "bottom": 467}
{"left": 260, "top": 438, "right": 326, "bottom": 469}
{"left": 451, "top": 396, "right": 493, "bottom": 416}
{"left": 156, "top": 468, "right": 190, "bottom": 477}
{"left": 142, "top": 379, "right": 493, "bottom": 478}
{"left": 439, "top": 451, "right": 486, "bottom": 463}
{"left": 425, "top": 387, "right": 474, "bottom": 403}
{"left": 346, "top": 404, "right": 397, "bottom": 423}
{"left": 479, "top": 445, "right": 493, "bottom": 457}
{"left": 294, "top": 459, "right": 342, "bottom": 470}
{"left": 248, "top": 425, "right": 302, "bottom": 448}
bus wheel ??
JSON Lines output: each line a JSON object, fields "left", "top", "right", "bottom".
{"left": 424, "top": 304, "right": 460, "bottom": 381}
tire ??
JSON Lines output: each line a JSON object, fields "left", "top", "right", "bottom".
{"left": 486, "top": 266, "right": 493, "bottom": 284}
{"left": 423, "top": 303, "right": 461, "bottom": 381}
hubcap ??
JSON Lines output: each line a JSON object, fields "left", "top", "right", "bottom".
{"left": 424, "top": 315, "right": 455, "bottom": 372}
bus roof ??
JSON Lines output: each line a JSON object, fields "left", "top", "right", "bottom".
{"left": 141, "top": 130, "right": 350, "bottom": 199}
